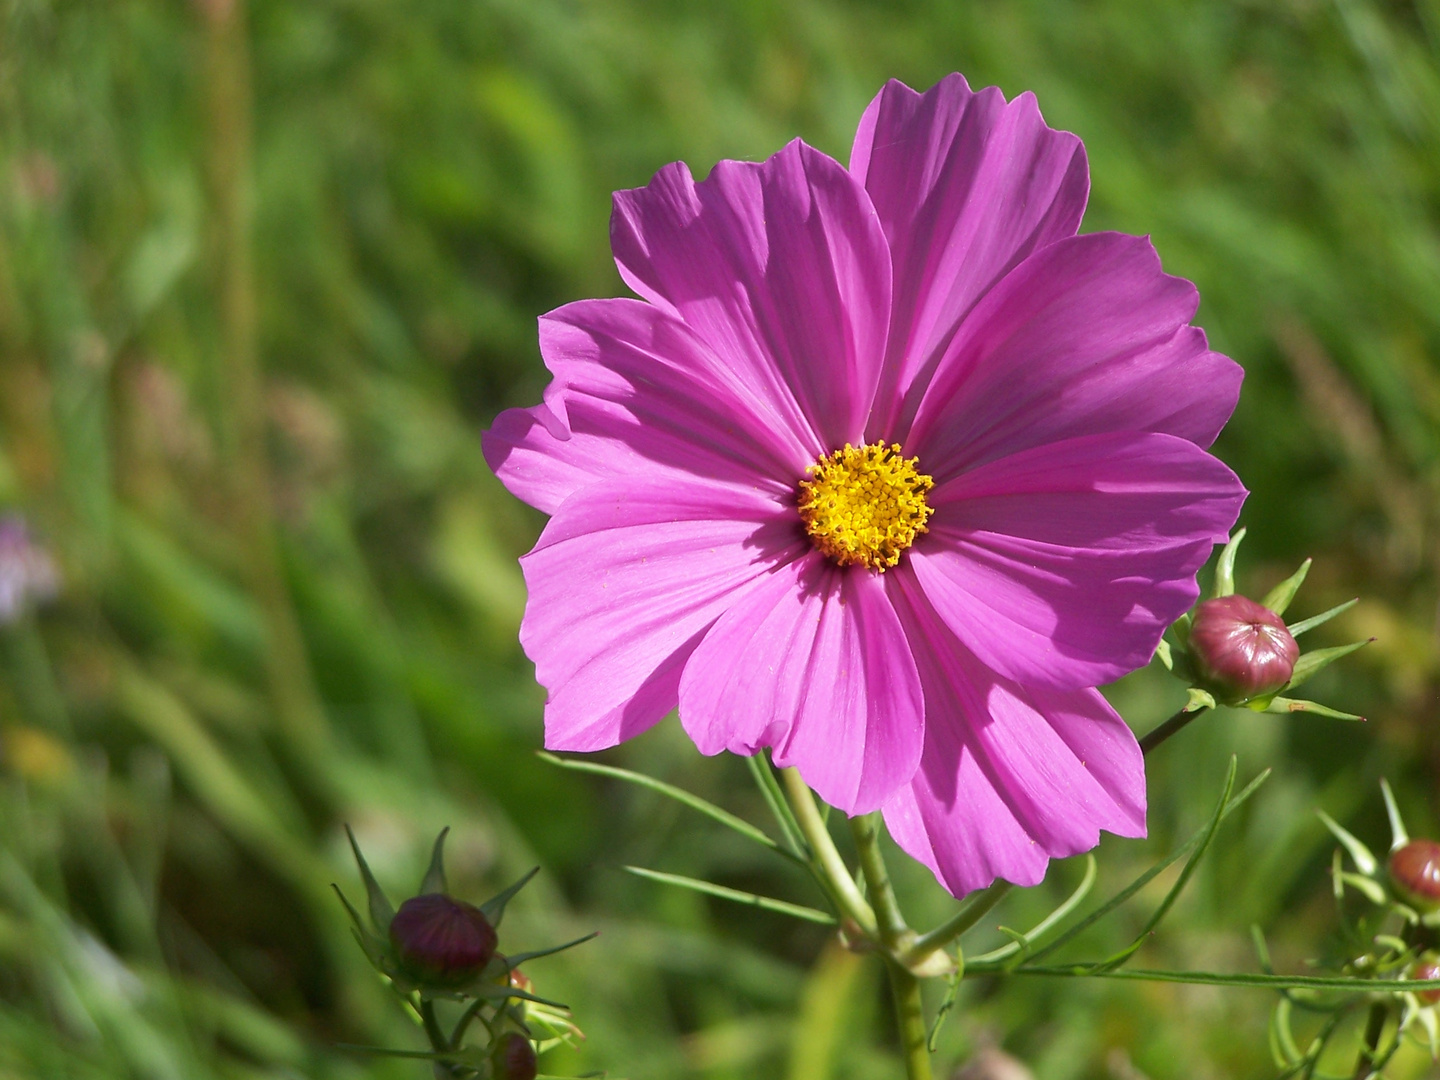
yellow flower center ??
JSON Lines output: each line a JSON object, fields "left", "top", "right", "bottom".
{"left": 797, "top": 442, "right": 935, "bottom": 572}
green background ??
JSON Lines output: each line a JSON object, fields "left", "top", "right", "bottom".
{"left": 1, "top": 0, "right": 1437, "bottom": 1076}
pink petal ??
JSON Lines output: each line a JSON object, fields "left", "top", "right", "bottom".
{"left": 911, "top": 431, "right": 1246, "bottom": 688}
{"left": 611, "top": 140, "right": 891, "bottom": 452}
{"left": 678, "top": 554, "right": 923, "bottom": 815}
{"left": 882, "top": 572, "right": 1146, "bottom": 897}
{"left": 907, "top": 232, "right": 1243, "bottom": 479}
{"left": 520, "top": 478, "right": 806, "bottom": 752}
{"left": 849, "top": 75, "right": 1089, "bottom": 436}
{"left": 483, "top": 299, "right": 808, "bottom": 515}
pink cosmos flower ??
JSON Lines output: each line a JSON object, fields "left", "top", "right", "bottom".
{"left": 483, "top": 74, "right": 1247, "bottom": 897}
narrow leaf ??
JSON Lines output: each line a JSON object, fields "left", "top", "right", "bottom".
{"left": 1212, "top": 528, "right": 1246, "bottom": 598}
{"left": 1284, "top": 639, "right": 1372, "bottom": 691}
{"left": 540, "top": 751, "right": 800, "bottom": 865}
{"left": 1268, "top": 697, "right": 1364, "bottom": 722}
{"left": 345, "top": 825, "right": 395, "bottom": 932}
{"left": 1024, "top": 769, "right": 1270, "bottom": 965}
{"left": 623, "top": 865, "right": 836, "bottom": 925}
{"left": 1315, "top": 811, "right": 1378, "bottom": 875}
{"left": 1095, "top": 756, "right": 1237, "bottom": 972}
{"left": 419, "top": 827, "right": 449, "bottom": 896}
{"left": 481, "top": 867, "right": 540, "bottom": 928}
{"left": 1262, "top": 559, "right": 1311, "bottom": 617}
{"left": 1286, "top": 598, "right": 1357, "bottom": 637}
{"left": 1008, "top": 966, "right": 1440, "bottom": 993}
{"left": 746, "top": 752, "right": 808, "bottom": 858}
{"left": 969, "top": 855, "right": 1098, "bottom": 966}
{"left": 1379, "top": 778, "right": 1408, "bottom": 851}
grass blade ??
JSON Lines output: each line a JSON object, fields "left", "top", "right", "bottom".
{"left": 1025, "top": 767, "right": 1270, "bottom": 965}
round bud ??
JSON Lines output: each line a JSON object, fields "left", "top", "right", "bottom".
{"left": 1188, "top": 595, "right": 1299, "bottom": 704}
{"left": 490, "top": 1033, "right": 537, "bottom": 1080}
{"left": 1412, "top": 957, "right": 1440, "bottom": 1006}
{"left": 388, "top": 893, "right": 498, "bottom": 987}
{"left": 1388, "top": 839, "right": 1440, "bottom": 914}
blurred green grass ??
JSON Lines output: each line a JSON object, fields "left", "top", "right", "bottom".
{"left": 0, "top": 0, "right": 1438, "bottom": 1077}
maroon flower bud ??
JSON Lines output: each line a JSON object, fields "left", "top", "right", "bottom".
{"left": 1188, "top": 595, "right": 1299, "bottom": 704}
{"left": 388, "top": 893, "right": 498, "bottom": 987}
{"left": 490, "top": 1033, "right": 537, "bottom": 1080}
{"left": 1412, "top": 958, "right": 1440, "bottom": 1006}
{"left": 1388, "top": 839, "right": 1440, "bottom": 914}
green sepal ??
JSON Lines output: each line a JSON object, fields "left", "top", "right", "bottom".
{"left": 1286, "top": 598, "right": 1357, "bottom": 637}
{"left": 1212, "top": 528, "right": 1246, "bottom": 598}
{"left": 1185, "top": 687, "right": 1217, "bottom": 712}
{"left": 1265, "top": 696, "right": 1364, "bottom": 722}
{"left": 1261, "top": 558, "right": 1311, "bottom": 616}
{"left": 1337, "top": 871, "right": 1387, "bottom": 904}
{"left": 504, "top": 932, "right": 600, "bottom": 969}
{"left": 1379, "top": 778, "right": 1409, "bottom": 852}
{"left": 1153, "top": 637, "right": 1173, "bottom": 671}
{"left": 1316, "top": 810, "right": 1378, "bottom": 875}
{"left": 1283, "top": 639, "right": 1372, "bottom": 692}
{"left": 418, "top": 827, "right": 450, "bottom": 896}
{"left": 481, "top": 867, "right": 539, "bottom": 929}
{"left": 345, "top": 824, "right": 395, "bottom": 932}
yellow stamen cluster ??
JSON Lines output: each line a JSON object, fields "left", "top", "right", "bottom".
{"left": 798, "top": 442, "right": 934, "bottom": 572}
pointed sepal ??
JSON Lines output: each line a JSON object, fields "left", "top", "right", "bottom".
{"left": 419, "top": 827, "right": 450, "bottom": 896}
{"left": 482, "top": 867, "right": 540, "bottom": 929}
{"left": 1261, "top": 558, "right": 1311, "bottom": 617}
{"left": 345, "top": 824, "right": 396, "bottom": 932}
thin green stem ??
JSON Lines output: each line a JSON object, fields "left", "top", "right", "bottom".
{"left": 848, "top": 813, "right": 935, "bottom": 1080}
{"left": 887, "top": 965, "right": 933, "bottom": 1080}
{"left": 1139, "top": 706, "right": 1209, "bottom": 756}
{"left": 1352, "top": 1001, "right": 1388, "bottom": 1080}
{"left": 419, "top": 998, "right": 450, "bottom": 1052}
{"left": 779, "top": 768, "right": 875, "bottom": 934}
{"left": 907, "top": 881, "right": 1012, "bottom": 962}
{"left": 849, "top": 813, "right": 907, "bottom": 942}
{"left": 450, "top": 996, "right": 491, "bottom": 1050}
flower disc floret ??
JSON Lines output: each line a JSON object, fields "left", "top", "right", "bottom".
{"left": 798, "top": 442, "right": 934, "bottom": 571}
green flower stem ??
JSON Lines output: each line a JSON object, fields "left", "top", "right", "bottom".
{"left": 779, "top": 768, "right": 876, "bottom": 934}
{"left": 849, "top": 813, "right": 907, "bottom": 942}
{"left": 848, "top": 812, "right": 933, "bottom": 1080}
{"left": 905, "top": 881, "right": 1011, "bottom": 963}
{"left": 1139, "top": 705, "right": 1209, "bottom": 756}
{"left": 887, "top": 965, "right": 934, "bottom": 1080}
{"left": 1353, "top": 1001, "right": 1389, "bottom": 1080}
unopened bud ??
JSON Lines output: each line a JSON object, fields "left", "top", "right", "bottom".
{"left": 1389, "top": 839, "right": 1440, "bottom": 914}
{"left": 1188, "top": 595, "right": 1298, "bottom": 704}
{"left": 388, "top": 893, "right": 498, "bottom": 987}
{"left": 1412, "top": 957, "right": 1440, "bottom": 1006}
{"left": 489, "top": 1032, "right": 537, "bottom": 1080}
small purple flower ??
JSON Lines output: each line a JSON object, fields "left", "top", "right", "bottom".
{"left": 1188, "top": 594, "right": 1298, "bottom": 704}
{"left": 485, "top": 75, "right": 1246, "bottom": 896}
{"left": 388, "top": 893, "right": 499, "bottom": 987}
{"left": 0, "top": 515, "right": 59, "bottom": 625}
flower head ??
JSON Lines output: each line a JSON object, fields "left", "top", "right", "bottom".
{"left": 388, "top": 893, "right": 499, "bottom": 987}
{"left": 490, "top": 1032, "right": 538, "bottom": 1080}
{"left": 1188, "top": 594, "right": 1298, "bottom": 704}
{"left": 485, "top": 75, "right": 1246, "bottom": 896}
{"left": 1390, "top": 840, "right": 1440, "bottom": 914}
